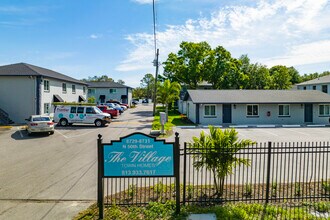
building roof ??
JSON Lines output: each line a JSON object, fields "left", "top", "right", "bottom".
{"left": 185, "top": 90, "right": 330, "bottom": 104}
{"left": 0, "top": 63, "right": 87, "bottom": 85}
{"left": 87, "top": 81, "right": 133, "bottom": 89}
{"left": 296, "top": 75, "right": 330, "bottom": 86}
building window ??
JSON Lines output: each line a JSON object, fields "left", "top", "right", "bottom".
{"left": 247, "top": 104, "right": 259, "bottom": 116}
{"left": 83, "top": 86, "right": 86, "bottom": 94}
{"left": 62, "top": 83, "right": 67, "bottom": 93}
{"left": 204, "top": 105, "right": 216, "bottom": 117}
{"left": 313, "top": 85, "right": 316, "bottom": 90}
{"left": 44, "top": 80, "right": 50, "bottom": 92}
{"left": 44, "top": 103, "right": 50, "bottom": 113}
{"left": 322, "top": 85, "right": 328, "bottom": 93}
{"left": 279, "top": 104, "right": 290, "bottom": 116}
{"left": 88, "top": 88, "right": 95, "bottom": 94}
{"left": 109, "top": 89, "right": 117, "bottom": 94}
{"left": 319, "top": 104, "right": 330, "bottom": 116}
{"left": 72, "top": 85, "right": 76, "bottom": 94}
{"left": 303, "top": 86, "right": 306, "bottom": 90}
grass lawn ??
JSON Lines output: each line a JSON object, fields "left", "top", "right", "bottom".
{"left": 74, "top": 201, "right": 330, "bottom": 220}
{"left": 152, "top": 106, "right": 195, "bottom": 136}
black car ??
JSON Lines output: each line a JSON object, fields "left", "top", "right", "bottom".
{"left": 142, "top": 99, "right": 149, "bottom": 103}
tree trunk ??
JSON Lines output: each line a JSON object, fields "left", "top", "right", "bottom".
{"left": 212, "top": 169, "right": 219, "bottom": 195}
{"left": 165, "top": 104, "right": 169, "bottom": 122}
{"left": 219, "top": 177, "right": 225, "bottom": 197}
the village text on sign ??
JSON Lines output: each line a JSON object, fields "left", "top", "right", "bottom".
{"left": 103, "top": 133, "right": 174, "bottom": 177}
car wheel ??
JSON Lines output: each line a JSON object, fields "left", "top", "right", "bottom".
{"left": 95, "top": 120, "right": 103, "bottom": 127}
{"left": 50, "top": 131, "right": 54, "bottom": 135}
{"left": 27, "top": 130, "right": 32, "bottom": 136}
{"left": 110, "top": 114, "right": 113, "bottom": 119}
{"left": 59, "top": 118, "right": 68, "bottom": 126}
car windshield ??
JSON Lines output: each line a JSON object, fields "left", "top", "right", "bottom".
{"left": 32, "top": 117, "right": 50, "bottom": 122}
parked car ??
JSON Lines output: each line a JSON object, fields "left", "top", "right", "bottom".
{"left": 132, "top": 99, "right": 139, "bottom": 105}
{"left": 106, "top": 100, "right": 129, "bottom": 108}
{"left": 142, "top": 99, "right": 149, "bottom": 103}
{"left": 25, "top": 115, "right": 55, "bottom": 135}
{"left": 97, "top": 105, "right": 119, "bottom": 118}
{"left": 54, "top": 105, "right": 111, "bottom": 127}
{"left": 101, "top": 103, "right": 124, "bottom": 113}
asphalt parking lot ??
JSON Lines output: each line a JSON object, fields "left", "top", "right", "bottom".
{"left": 0, "top": 104, "right": 330, "bottom": 220}
{"left": 174, "top": 126, "right": 330, "bottom": 143}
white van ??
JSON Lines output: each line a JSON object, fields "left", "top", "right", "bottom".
{"left": 54, "top": 105, "right": 111, "bottom": 127}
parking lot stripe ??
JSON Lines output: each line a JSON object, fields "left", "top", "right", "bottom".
{"left": 284, "top": 128, "right": 310, "bottom": 136}
{"left": 55, "top": 130, "right": 68, "bottom": 139}
{"left": 17, "top": 127, "right": 23, "bottom": 138}
{"left": 259, "top": 129, "right": 279, "bottom": 136}
{"left": 68, "top": 130, "right": 98, "bottom": 139}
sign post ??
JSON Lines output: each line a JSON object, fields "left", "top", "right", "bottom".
{"left": 97, "top": 132, "right": 179, "bottom": 219}
{"left": 160, "top": 112, "right": 166, "bottom": 134}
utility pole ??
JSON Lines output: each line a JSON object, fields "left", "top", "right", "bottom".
{"left": 152, "top": 0, "right": 158, "bottom": 116}
{"left": 152, "top": 48, "right": 159, "bottom": 116}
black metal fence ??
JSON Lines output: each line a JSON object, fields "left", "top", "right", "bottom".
{"left": 182, "top": 141, "right": 330, "bottom": 205}
{"left": 103, "top": 141, "right": 330, "bottom": 208}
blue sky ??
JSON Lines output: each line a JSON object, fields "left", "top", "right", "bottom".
{"left": 1, "top": 0, "right": 330, "bottom": 88}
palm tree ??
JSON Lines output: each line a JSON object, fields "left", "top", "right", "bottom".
{"left": 156, "top": 79, "right": 181, "bottom": 121}
{"left": 189, "top": 126, "right": 255, "bottom": 197}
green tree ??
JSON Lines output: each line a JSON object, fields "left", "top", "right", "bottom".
{"left": 156, "top": 79, "right": 181, "bottom": 121}
{"left": 140, "top": 73, "right": 155, "bottom": 100}
{"left": 117, "top": 79, "right": 125, "bottom": 85}
{"left": 189, "top": 126, "right": 255, "bottom": 197}
{"left": 287, "top": 67, "right": 301, "bottom": 85}
{"left": 163, "top": 41, "right": 211, "bottom": 89}
{"left": 88, "top": 96, "right": 96, "bottom": 103}
{"left": 82, "top": 75, "right": 114, "bottom": 82}
{"left": 132, "top": 87, "right": 146, "bottom": 99}
{"left": 205, "top": 46, "right": 232, "bottom": 89}
{"left": 269, "top": 65, "right": 292, "bottom": 89}
{"left": 246, "top": 63, "right": 271, "bottom": 89}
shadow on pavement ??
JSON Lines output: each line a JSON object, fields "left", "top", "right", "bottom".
{"left": 55, "top": 124, "right": 109, "bottom": 130}
{"left": 11, "top": 130, "right": 52, "bottom": 140}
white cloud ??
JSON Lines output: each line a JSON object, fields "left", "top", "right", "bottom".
{"left": 89, "top": 34, "right": 103, "bottom": 39}
{"left": 117, "top": 0, "right": 330, "bottom": 73}
{"left": 261, "top": 40, "right": 330, "bottom": 67}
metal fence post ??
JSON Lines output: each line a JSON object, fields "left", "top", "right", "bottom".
{"left": 265, "top": 141, "right": 272, "bottom": 204}
{"left": 175, "top": 132, "right": 180, "bottom": 214}
{"left": 97, "top": 134, "right": 104, "bottom": 220}
{"left": 183, "top": 142, "right": 187, "bottom": 205}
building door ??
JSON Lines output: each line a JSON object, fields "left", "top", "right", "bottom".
{"left": 223, "top": 104, "right": 232, "bottom": 123}
{"left": 304, "top": 104, "right": 313, "bottom": 123}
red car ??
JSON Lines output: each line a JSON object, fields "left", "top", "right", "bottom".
{"left": 97, "top": 105, "right": 119, "bottom": 118}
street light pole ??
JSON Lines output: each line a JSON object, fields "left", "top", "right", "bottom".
{"left": 152, "top": 48, "right": 159, "bottom": 116}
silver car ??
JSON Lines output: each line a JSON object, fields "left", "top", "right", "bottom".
{"left": 26, "top": 115, "right": 55, "bottom": 135}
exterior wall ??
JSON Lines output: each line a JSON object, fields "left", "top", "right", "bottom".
{"left": 127, "top": 88, "right": 132, "bottom": 106}
{"left": 199, "top": 104, "right": 223, "bottom": 125}
{"left": 186, "top": 101, "right": 196, "bottom": 123}
{"left": 0, "top": 76, "right": 36, "bottom": 123}
{"left": 313, "top": 104, "right": 330, "bottom": 124}
{"left": 297, "top": 83, "right": 330, "bottom": 95}
{"left": 87, "top": 87, "right": 128, "bottom": 104}
{"left": 191, "top": 103, "right": 330, "bottom": 125}
{"left": 178, "top": 100, "right": 187, "bottom": 114}
{"left": 41, "top": 77, "right": 87, "bottom": 114}
{"left": 231, "top": 104, "right": 304, "bottom": 125}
